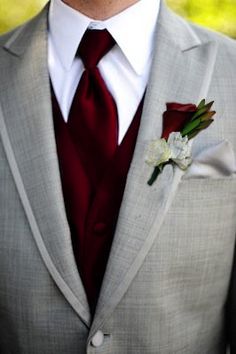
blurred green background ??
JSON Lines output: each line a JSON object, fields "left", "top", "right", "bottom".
{"left": 0, "top": 0, "right": 236, "bottom": 38}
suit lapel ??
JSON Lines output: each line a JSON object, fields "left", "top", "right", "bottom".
{"left": 91, "top": 1, "right": 218, "bottom": 335}
{"left": 0, "top": 6, "right": 91, "bottom": 326}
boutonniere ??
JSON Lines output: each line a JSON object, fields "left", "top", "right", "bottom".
{"left": 146, "top": 99, "right": 216, "bottom": 186}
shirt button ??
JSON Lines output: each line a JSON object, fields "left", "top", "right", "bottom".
{"left": 91, "top": 330, "right": 104, "bottom": 347}
{"left": 93, "top": 222, "right": 107, "bottom": 235}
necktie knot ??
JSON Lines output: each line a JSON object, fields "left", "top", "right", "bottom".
{"left": 77, "top": 29, "right": 115, "bottom": 69}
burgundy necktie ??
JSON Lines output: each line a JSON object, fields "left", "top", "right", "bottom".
{"left": 68, "top": 29, "right": 118, "bottom": 191}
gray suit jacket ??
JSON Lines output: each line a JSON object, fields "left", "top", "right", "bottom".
{"left": 0, "top": 1, "right": 236, "bottom": 353}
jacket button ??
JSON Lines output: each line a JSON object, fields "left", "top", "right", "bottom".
{"left": 91, "top": 330, "right": 104, "bottom": 347}
{"left": 93, "top": 222, "right": 107, "bottom": 234}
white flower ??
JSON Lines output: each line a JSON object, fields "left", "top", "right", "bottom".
{"left": 146, "top": 132, "right": 192, "bottom": 171}
{"left": 168, "top": 132, "right": 192, "bottom": 170}
{"left": 145, "top": 138, "right": 171, "bottom": 167}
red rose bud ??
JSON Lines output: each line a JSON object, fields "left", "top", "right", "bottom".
{"left": 161, "top": 103, "right": 197, "bottom": 140}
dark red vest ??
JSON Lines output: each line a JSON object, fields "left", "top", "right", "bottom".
{"left": 51, "top": 88, "right": 143, "bottom": 314}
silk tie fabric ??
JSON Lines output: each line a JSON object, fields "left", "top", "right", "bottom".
{"left": 68, "top": 29, "right": 118, "bottom": 191}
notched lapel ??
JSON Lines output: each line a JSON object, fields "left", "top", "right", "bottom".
{"left": 91, "top": 1, "right": 218, "bottom": 335}
{"left": 0, "top": 7, "right": 91, "bottom": 326}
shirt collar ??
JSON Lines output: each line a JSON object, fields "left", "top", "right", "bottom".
{"left": 49, "top": 0, "right": 160, "bottom": 75}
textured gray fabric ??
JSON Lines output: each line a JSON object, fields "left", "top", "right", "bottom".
{"left": 0, "top": 1, "right": 236, "bottom": 353}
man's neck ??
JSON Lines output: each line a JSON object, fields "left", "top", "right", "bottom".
{"left": 62, "top": 0, "right": 140, "bottom": 20}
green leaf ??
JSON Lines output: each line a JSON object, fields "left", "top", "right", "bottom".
{"left": 197, "top": 119, "right": 214, "bottom": 130}
{"left": 191, "top": 101, "right": 214, "bottom": 121}
{"left": 200, "top": 111, "right": 216, "bottom": 121}
{"left": 204, "top": 101, "right": 214, "bottom": 112}
{"left": 181, "top": 117, "right": 201, "bottom": 136}
{"left": 197, "top": 99, "right": 206, "bottom": 110}
{"left": 187, "top": 119, "right": 214, "bottom": 139}
{"left": 187, "top": 131, "right": 200, "bottom": 140}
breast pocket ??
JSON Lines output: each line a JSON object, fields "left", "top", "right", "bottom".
{"left": 159, "top": 176, "right": 236, "bottom": 293}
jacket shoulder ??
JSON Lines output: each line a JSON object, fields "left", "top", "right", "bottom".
{"left": 0, "top": 15, "right": 36, "bottom": 46}
{"left": 0, "top": 4, "right": 49, "bottom": 52}
{"left": 190, "top": 22, "right": 236, "bottom": 56}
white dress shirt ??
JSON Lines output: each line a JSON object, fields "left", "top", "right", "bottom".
{"left": 48, "top": 0, "right": 160, "bottom": 143}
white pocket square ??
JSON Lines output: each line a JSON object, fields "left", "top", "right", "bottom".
{"left": 184, "top": 140, "right": 236, "bottom": 179}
